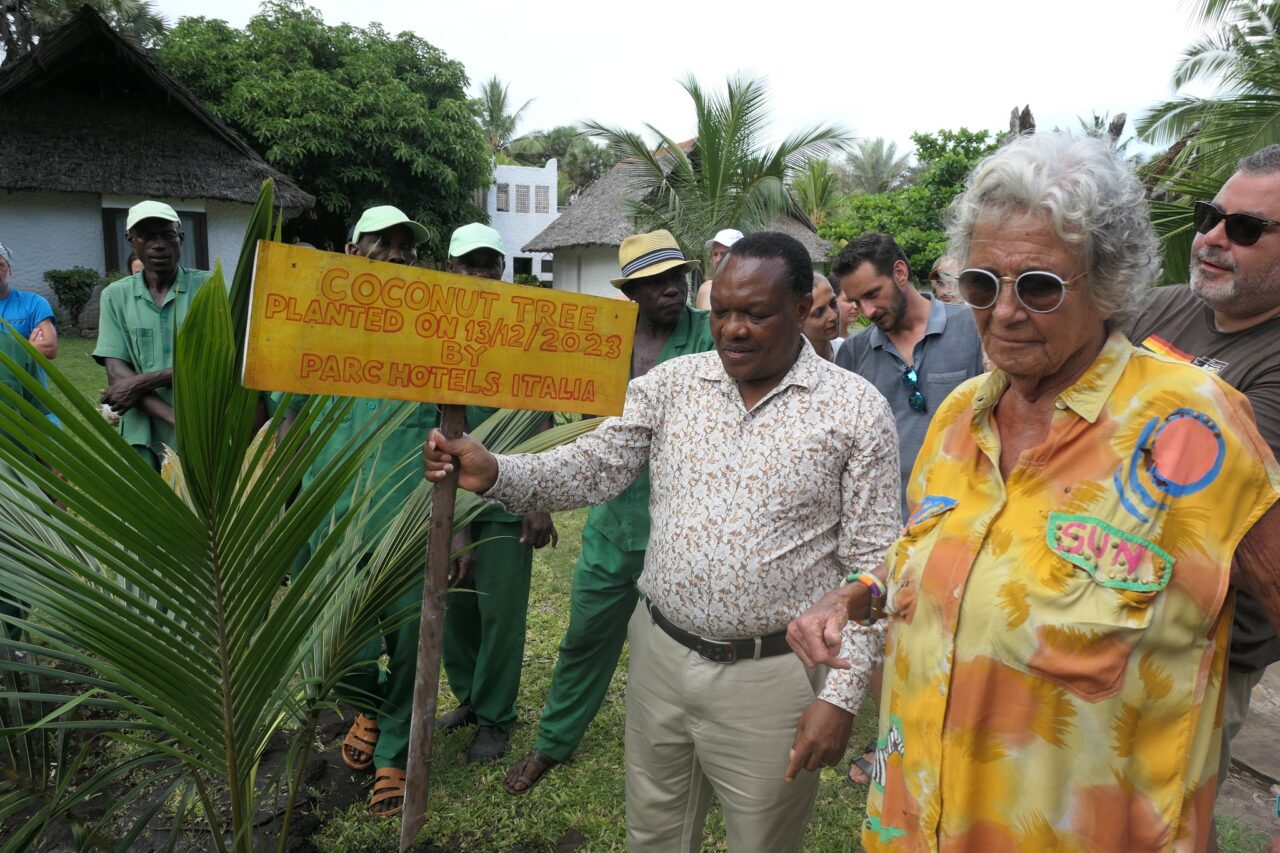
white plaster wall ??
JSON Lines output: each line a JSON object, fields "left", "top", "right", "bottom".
{"left": 0, "top": 191, "right": 104, "bottom": 311}
{"left": 549, "top": 247, "right": 625, "bottom": 301}
{"left": 487, "top": 160, "right": 559, "bottom": 282}
{"left": 0, "top": 193, "right": 256, "bottom": 329}
{"left": 205, "top": 200, "right": 253, "bottom": 276}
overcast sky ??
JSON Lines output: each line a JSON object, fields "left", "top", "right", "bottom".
{"left": 157, "top": 0, "right": 1213, "bottom": 158}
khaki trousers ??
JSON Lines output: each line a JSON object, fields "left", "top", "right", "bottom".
{"left": 624, "top": 602, "right": 823, "bottom": 852}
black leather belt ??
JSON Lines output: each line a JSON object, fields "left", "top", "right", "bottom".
{"left": 645, "top": 599, "right": 792, "bottom": 663}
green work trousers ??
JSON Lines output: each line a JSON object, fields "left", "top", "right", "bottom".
{"left": 337, "top": 585, "right": 422, "bottom": 771}
{"left": 442, "top": 517, "right": 533, "bottom": 731}
{"left": 533, "top": 525, "right": 646, "bottom": 762}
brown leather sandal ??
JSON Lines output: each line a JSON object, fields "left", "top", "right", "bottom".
{"left": 503, "top": 749, "right": 559, "bottom": 796}
{"left": 369, "top": 767, "right": 406, "bottom": 817}
{"left": 342, "top": 714, "right": 380, "bottom": 772}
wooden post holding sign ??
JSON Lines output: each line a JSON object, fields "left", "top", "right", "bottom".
{"left": 243, "top": 242, "right": 636, "bottom": 850}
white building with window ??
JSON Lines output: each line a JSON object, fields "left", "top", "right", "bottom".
{"left": 0, "top": 9, "right": 313, "bottom": 329}
{"left": 481, "top": 160, "right": 558, "bottom": 284}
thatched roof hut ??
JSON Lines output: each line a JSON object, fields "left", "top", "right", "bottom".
{"left": 0, "top": 7, "right": 313, "bottom": 209}
{"left": 524, "top": 143, "right": 830, "bottom": 299}
{"left": 0, "top": 8, "right": 314, "bottom": 325}
{"left": 522, "top": 159, "right": 654, "bottom": 254}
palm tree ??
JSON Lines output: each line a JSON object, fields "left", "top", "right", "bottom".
{"left": 1139, "top": 0, "right": 1280, "bottom": 181}
{"left": 1137, "top": 0, "right": 1280, "bottom": 279}
{"left": 583, "top": 74, "right": 849, "bottom": 258}
{"left": 790, "top": 159, "right": 840, "bottom": 225}
{"left": 474, "top": 75, "right": 534, "bottom": 162}
{"left": 841, "top": 137, "right": 912, "bottom": 195}
{"left": 1, "top": 0, "right": 165, "bottom": 66}
{"left": 0, "top": 182, "right": 594, "bottom": 850}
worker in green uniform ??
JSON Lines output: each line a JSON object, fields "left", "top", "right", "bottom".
{"left": 438, "top": 224, "right": 557, "bottom": 764}
{"left": 503, "top": 229, "right": 715, "bottom": 795}
{"left": 94, "top": 201, "right": 212, "bottom": 470}
{"left": 280, "top": 205, "right": 436, "bottom": 818}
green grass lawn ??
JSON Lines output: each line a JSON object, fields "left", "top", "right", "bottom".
{"left": 51, "top": 335, "right": 103, "bottom": 403}
{"left": 36, "top": 336, "right": 1279, "bottom": 852}
{"left": 311, "top": 507, "right": 880, "bottom": 852}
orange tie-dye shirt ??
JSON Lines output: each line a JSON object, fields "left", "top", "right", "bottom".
{"left": 864, "top": 332, "right": 1280, "bottom": 853}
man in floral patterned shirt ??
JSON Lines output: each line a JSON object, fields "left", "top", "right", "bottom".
{"left": 425, "top": 231, "right": 900, "bottom": 852}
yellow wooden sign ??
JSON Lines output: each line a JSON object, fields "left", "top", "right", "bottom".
{"left": 243, "top": 242, "right": 637, "bottom": 415}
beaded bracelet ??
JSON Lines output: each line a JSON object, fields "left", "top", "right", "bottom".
{"left": 840, "top": 571, "right": 885, "bottom": 599}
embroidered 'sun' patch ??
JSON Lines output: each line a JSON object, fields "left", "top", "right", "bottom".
{"left": 1046, "top": 513, "right": 1174, "bottom": 592}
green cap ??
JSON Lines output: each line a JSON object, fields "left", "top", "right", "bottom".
{"left": 126, "top": 200, "right": 180, "bottom": 231}
{"left": 448, "top": 223, "right": 504, "bottom": 258}
{"left": 352, "top": 205, "right": 431, "bottom": 245}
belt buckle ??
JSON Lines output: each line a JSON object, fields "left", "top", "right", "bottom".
{"left": 695, "top": 638, "right": 737, "bottom": 663}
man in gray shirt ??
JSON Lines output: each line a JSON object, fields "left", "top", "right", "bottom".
{"left": 833, "top": 232, "right": 985, "bottom": 517}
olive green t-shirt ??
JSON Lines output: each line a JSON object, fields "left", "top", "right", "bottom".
{"left": 93, "top": 267, "right": 212, "bottom": 456}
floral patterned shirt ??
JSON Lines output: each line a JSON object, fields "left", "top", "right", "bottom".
{"left": 487, "top": 342, "right": 901, "bottom": 711}
{"left": 865, "top": 332, "right": 1280, "bottom": 852}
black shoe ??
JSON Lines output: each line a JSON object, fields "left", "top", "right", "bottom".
{"left": 467, "top": 725, "right": 510, "bottom": 763}
{"left": 436, "top": 704, "right": 476, "bottom": 733}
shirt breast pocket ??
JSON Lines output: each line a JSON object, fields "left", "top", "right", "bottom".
{"left": 129, "top": 327, "right": 154, "bottom": 365}
{"left": 990, "top": 512, "right": 1172, "bottom": 703}
{"left": 884, "top": 496, "right": 958, "bottom": 625}
{"left": 924, "top": 369, "right": 969, "bottom": 404}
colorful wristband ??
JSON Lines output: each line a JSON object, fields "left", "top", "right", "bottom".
{"left": 857, "top": 572, "right": 885, "bottom": 599}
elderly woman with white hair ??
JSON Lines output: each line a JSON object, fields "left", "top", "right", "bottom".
{"left": 788, "top": 133, "right": 1280, "bottom": 852}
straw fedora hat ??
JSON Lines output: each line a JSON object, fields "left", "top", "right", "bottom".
{"left": 610, "top": 229, "right": 700, "bottom": 287}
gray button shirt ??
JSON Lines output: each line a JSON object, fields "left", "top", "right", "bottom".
{"left": 834, "top": 295, "right": 985, "bottom": 519}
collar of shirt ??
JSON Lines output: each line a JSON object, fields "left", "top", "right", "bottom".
{"left": 970, "top": 329, "right": 1132, "bottom": 425}
{"left": 867, "top": 292, "right": 949, "bottom": 353}
{"left": 693, "top": 337, "right": 821, "bottom": 411}
{"left": 130, "top": 268, "right": 191, "bottom": 309}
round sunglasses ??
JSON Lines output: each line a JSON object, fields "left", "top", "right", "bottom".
{"left": 957, "top": 268, "right": 1086, "bottom": 314}
{"left": 1193, "top": 200, "right": 1280, "bottom": 247}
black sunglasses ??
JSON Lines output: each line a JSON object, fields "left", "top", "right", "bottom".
{"left": 901, "top": 367, "right": 926, "bottom": 413}
{"left": 957, "top": 268, "right": 1085, "bottom": 314}
{"left": 1193, "top": 200, "right": 1280, "bottom": 247}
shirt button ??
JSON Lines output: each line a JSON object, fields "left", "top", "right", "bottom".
{"left": 1054, "top": 400, "right": 1066, "bottom": 410}
{"left": 367, "top": 401, "right": 376, "bottom": 410}
{"left": 163, "top": 346, "right": 170, "bottom": 353}
{"left": 938, "top": 683, "right": 947, "bottom": 695}
{"left": 953, "top": 586, "right": 962, "bottom": 598}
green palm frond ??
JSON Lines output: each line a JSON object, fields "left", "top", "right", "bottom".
{"left": 0, "top": 179, "right": 596, "bottom": 850}
{"left": 585, "top": 74, "right": 850, "bottom": 257}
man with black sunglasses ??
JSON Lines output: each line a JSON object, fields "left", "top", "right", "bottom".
{"left": 1127, "top": 144, "right": 1280, "bottom": 833}
{"left": 832, "top": 232, "right": 985, "bottom": 520}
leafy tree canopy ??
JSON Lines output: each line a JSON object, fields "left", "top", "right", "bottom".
{"left": 160, "top": 1, "right": 490, "bottom": 256}
{"left": 1, "top": 0, "right": 165, "bottom": 66}
{"left": 512, "top": 125, "right": 618, "bottom": 205}
{"left": 819, "top": 128, "right": 998, "bottom": 280}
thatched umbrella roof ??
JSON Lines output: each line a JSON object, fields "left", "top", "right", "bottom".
{"left": 522, "top": 158, "right": 658, "bottom": 253}
{"left": 0, "top": 7, "right": 313, "bottom": 210}
{"left": 523, "top": 143, "right": 829, "bottom": 263}
{"left": 770, "top": 214, "right": 832, "bottom": 264}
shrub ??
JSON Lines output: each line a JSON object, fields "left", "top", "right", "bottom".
{"left": 42, "top": 267, "right": 105, "bottom": 330}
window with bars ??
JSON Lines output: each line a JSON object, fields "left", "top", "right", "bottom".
{"left": 516, "top": 185, "right": 530, "bottom": 213}
{"left": 535, "top": 185, "right": 550, "bottom": 214}
{"left": 496, "top": 184, "right": 510, "bottom": 212}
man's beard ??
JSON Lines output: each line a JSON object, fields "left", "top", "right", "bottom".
{"left": 1190, "top": 247, "right": 1280, "bottom": 318}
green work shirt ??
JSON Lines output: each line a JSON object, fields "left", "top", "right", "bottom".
{"left": 464, "top": 405, "right": 523, "bottom": 524}
{"left": 302, "top": 398, "right": 441, "bottom": 534}
{"left": 586, "top": 306, "right": 714, "bottom": 551}
{"left": 93, "top": 267, "right": 212, "bottom": 456}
